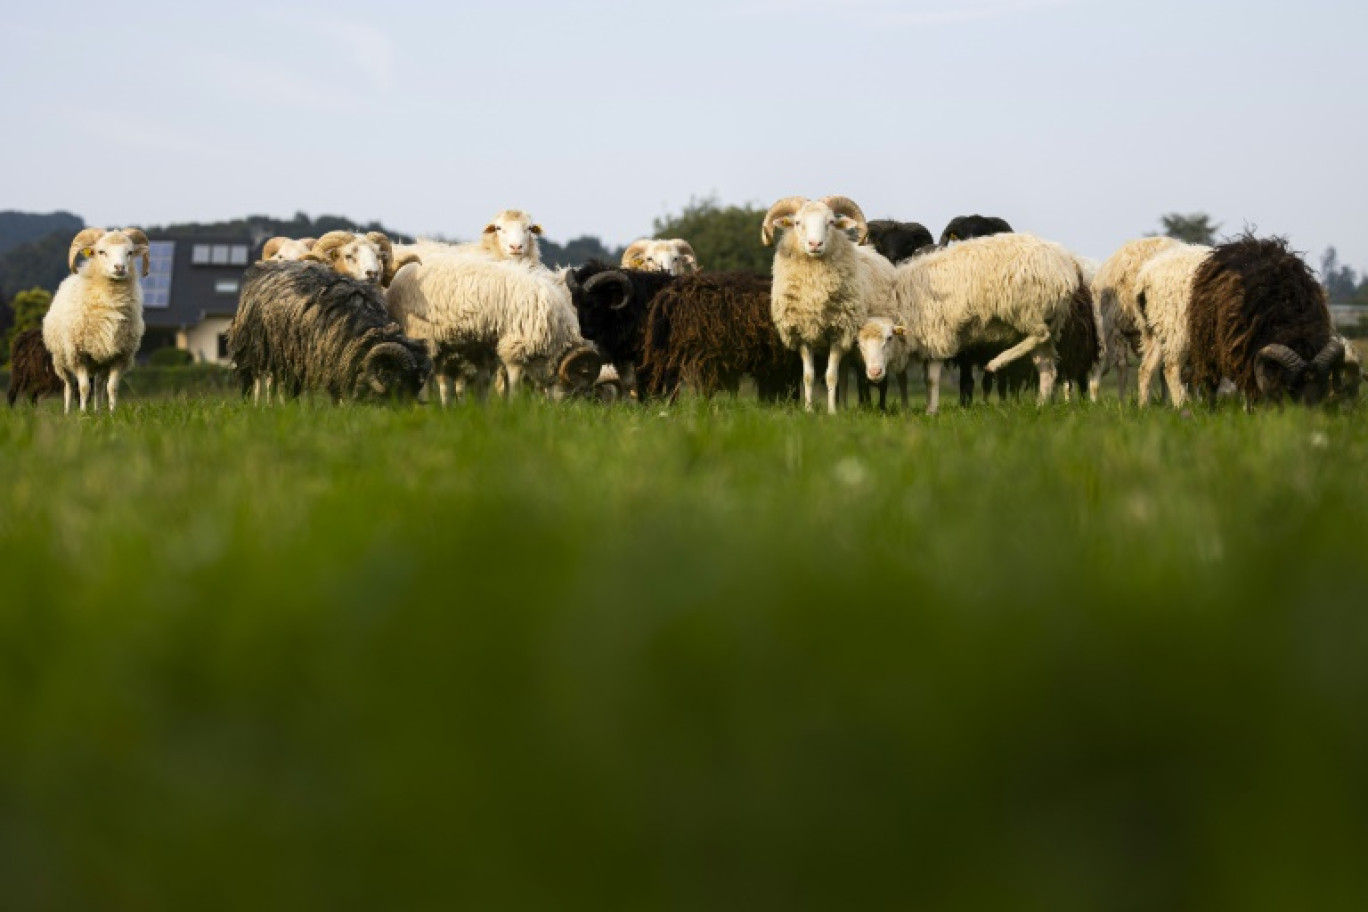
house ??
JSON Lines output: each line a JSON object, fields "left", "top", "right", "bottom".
{"left": 140, "top": 236, "right": 254, "bottom": 364}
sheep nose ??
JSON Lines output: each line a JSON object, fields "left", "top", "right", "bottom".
{"left": 868, "top": 368, "right": 884, "bottom": 380}
{"left": 509, "top": 245, "right": 523, "bottom": 253}
{"left": 113, "top": 264, "right": 127, "bottom": 275}
{"left": 364, "top": 269, "right": 378, "bottom": 280}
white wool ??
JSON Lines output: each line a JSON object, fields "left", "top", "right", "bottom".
{"left": 1133, "top": 244, "right": 1212, "bottom": 408}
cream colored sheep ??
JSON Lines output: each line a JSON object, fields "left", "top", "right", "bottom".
{"left": 1092, "top": 237, "right": 1183, "bottom": 399}
{"left": 1133, "top": 244, "right": 1212, "bottom": 408}
{"left": 621, "top": 238, "right": 699, "bottom": 275}
{"left": 42, "top": 228, "right": 148, "bottom": 413}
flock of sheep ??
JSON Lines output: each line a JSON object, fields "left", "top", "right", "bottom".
{"left": 7, "top": 200, "right": 1363, "bottom": 414}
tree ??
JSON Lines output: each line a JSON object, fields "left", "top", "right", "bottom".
{"left": 653, "top": 196, "right": 772, "bottom": 274}
{"left": 3, "top": 287, "right": 53, "bottom": 365}
{"left": 1320, "top": 247, "right": 1360, "bottom": 303}
{"left": 1158, "top": 213, "right": 1220, "bottom": 246}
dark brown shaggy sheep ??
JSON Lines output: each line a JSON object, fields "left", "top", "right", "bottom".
{"left": 230, "top": 262, "right": 432, "bottom": 402}
{"left": 1188, "top": 235, "right": 1344, "bottom": 405}
{"left": 7, "top": 329, "right": 64, "bottom": 407}
{"left": 639, "top": 273, "right": 800, "bottom": 401}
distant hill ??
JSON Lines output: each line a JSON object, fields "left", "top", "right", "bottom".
{"left": 144, "top": 212, "right": 415, "bottom": 245}
{"left": 0, "top": 210, "right": 83, "bottom": 256}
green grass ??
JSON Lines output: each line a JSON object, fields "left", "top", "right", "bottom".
{"left": 2, "top": 394, "right": 1367, "bottom": 911}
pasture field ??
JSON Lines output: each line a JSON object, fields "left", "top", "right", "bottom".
{"left": 2, "top": 393, "right": 1367, "bottom": 910}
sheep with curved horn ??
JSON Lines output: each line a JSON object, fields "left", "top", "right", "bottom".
{"left": 42, "top": 227, "right": 148, "bottom": 413}
{"left": 763, "top": 194, "right": 895, "bottom": 413}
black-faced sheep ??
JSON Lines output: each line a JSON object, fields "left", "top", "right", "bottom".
{"left": 565, "top": 261, "right": 679, "bottom": 396}
{"left": 865, "top": 220, "right": 935, "bottom": 266}
{"left": 1188, "top": 235, "right": 1344, "bottom": 406}
{"left": 940, "top": 215, "right": 1013, "bottom": 247}
{"left": 6, "top": 329, "right": 63, "bottom": 407}
{"left": 230, "top": 262, "right": 432, "bottom": 402}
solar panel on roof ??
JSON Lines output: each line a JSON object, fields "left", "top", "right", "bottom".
{"left": 142, "top": 241, "right": 175, "bottom": 309}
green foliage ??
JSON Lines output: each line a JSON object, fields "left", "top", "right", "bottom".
{"left": 539, "top": 235, "right": 624, "bottom": 269}
{"left": 147, "top": 346, "right": 196, "bottom": 367}
{"left": 0, "top": 209, "right": 82, "bottom": 256}
{"left": 653, "top": 196, "right": 773, "bottom": 274}
{"left": 144, "top": 211, "right": 411, "bottom": 244}
{"left": 1, "top": 397, "right": 1367, "bottom": 909}
{"left": 0, "top": 229, "right": 77, "bottom": 304}
{"left": 1158, "top": 212, "right": 1221, "bottom": 246}
{"left": 2, "top": 287, "right": 53, "bottom": 364}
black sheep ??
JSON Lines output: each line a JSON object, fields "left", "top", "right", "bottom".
{"left": 866, "top": 220, "right": 935, "bottom": 265}
{"left": 1189, "top": 235, "right": 1344, "bottom": 406}
{"left": 939, "top": 215, "right": 1014, "bottom": 247}
{"left": 565, "top": 261, "right": 678, "bottom": 396}
{"left": 6, "top": 329, "right": 64, "bottom": 407}
{"left": 229, "top": 262, "right": 431, "bottom": 402}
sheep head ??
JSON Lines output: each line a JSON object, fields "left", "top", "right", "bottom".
{"left": 763, "top": 196, "right": 868, "bottom": 255}
{"left": 856, "top": 317, "right": 905, "bottom": 384}
{"left": 1256, "top": 339, "right": 1345, "bottom": 405}
{"left": 69, "top": 228, "right": 149, "bottom": 281}
{"left": 361, "top": 341, "right": 429, "bottom": 399}
{"left": 555, "top": 345, "right": 604, "bottom": 397}
{"left": 482, "top": 210, "right": 542, "bottom": 261}
{"left": 621, "top": 239, "right": 699, "bottom": 275}
{"left": 313, "top": 231, "right": 385, "bottom": 284}
{"left": 262, "top": 237, "right": 318, "bottom": 263}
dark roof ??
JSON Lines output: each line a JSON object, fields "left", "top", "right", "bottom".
{"left": 143, "top": 234, "right": 256, "bottom": 328}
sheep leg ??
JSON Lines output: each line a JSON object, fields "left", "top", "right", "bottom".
{"left": 75, "top": 367, "right": 92, "bottom": 413}
{"left": 503, "top": 363, "right": 522, "bottom": 399}
{"left": 1033, "top": 343, "right": 1059, "bottom": 404}
{"left": 986, "top": 331, "right": 1049, "bottom": 376}
{"left": 959, "top": 358, "right": 975, "bottom": 407}
{"left": 925, "top": 359, "right": 943, "bottom": 414}
{"left": 1087, "top": 362, "right": 1103, "bottom": 403}
{"left": 105, "top": 369, "right": 121, "bottom": 412}
{"left": 435, "top": 374, "right": 452, "bottom": 407}
{"left": 1115, "top": 352, "right": 1130, "bottom": 401}
{"left": 1137, "top": 340, "right": 1162, "bottom": 408}
{"left": 622, "top": 362, "right": 639, "bottom": 400}
{"left": 61, "top": 375, "right": 73, "bottom": 414}
{"left": 1164, "top": 357, "right": 1186, "bottom": 409}
{"left": 800, "top": 345, "right": 816, "bottom": 412}
{"left": 825, "top": 347, "right": 844, "bottom": 415}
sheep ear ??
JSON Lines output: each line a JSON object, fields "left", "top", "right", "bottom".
{"left": 483, "top": 224, "right": 497, "bottom": 235}
{"left": 629, "top": 256, "right": 646, "bottom": 267}
{"left": 530, "top": 224, "right": 543, "bottom": 236}
{"left": 891, "top": 325, "right": 907, "bottom": 337}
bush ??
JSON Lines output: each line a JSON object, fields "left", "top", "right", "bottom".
{"left": 148, "top": 346, "right": 195, "bottom": 367}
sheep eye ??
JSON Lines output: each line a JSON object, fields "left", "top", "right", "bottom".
{"left": 98, "top": 251, "right": 106, "bottom": 256}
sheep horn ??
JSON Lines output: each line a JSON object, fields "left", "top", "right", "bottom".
{"left": 68, "top": 228, "right": 106, "bottom": 273}
{"left": 312, "top": 231, "right": 356, "bottom": 260}
{"left": 299, "top": 237, "right": 317, "bottom": 249}
{"left": 819, "top": 196, "right": 869, "bottom": 244}
{"left": 122, "top": 228, "right": 151, "bottom": 277}
{"left": 621, "top": 240, "right": 652, "bottom": 269}
{"left": 558, "top": 345, "right": 602, "bottom": 389}
{"left": 385, "top": 252, "right": 422, "bottom": 287}
{"left": 584, "top": 271, "right": 634, "bottom": 310}
{"left": 1311, "top": 337, "right": 1346, "bottom": 375}
{"left": 1257, "top": 344, "right": 1308, "bottom": 377}
{"left": 762, "top": 196, "right": 808, "bottom": 247}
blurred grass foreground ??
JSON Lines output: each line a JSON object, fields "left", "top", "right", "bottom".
{"left": 1, "top": 395, "right": 1367, "bottom": 910}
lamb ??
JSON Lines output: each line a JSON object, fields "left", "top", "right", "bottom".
{"left": 865, "top": 220, "right": 935, "bottom": 265}
{"left": 311, "top": 231, "right": 413, "bottom": 286}
{"left": 1132, "top": 244, "right": 1213, "bottom": 408}
{"left": 42, "top": 228, "right": 148, "bottom": 413}
{"left": 1188, "top": 235, "right": 1345, "bottom": 406}
{"left": 861, "top": 233, "right": 1079, "bottom": 414}
{"left": 260, "top": 236, "right": 318, "bottom": 262}
{"left": 621, "top": 238, "right": 700, "bottom": 275}
{"left": 1092, "top": 236, "right": 1184, "bottom": 399}
{"left": 6, "top": 329, "right": 63, "bottom": 407}
{"left": 229, "top": 261, "right": 432, "bottom": 402}
{"left": 385, "top": 254, "right": 602, "bottom": 404}
{"left": 762, "top": 195, "right": 896, "bottom": 413}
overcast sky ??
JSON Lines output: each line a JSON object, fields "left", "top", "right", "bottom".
{"left": 6, "top": 0, "right": 1365, "bottom": 269}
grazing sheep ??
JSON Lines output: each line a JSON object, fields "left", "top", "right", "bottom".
{"left": 865, "top": 220, "right": 935, "bottom": 266}
{"left": 230, "top": 262, "right": 432, "bottom": 402}
{"left": 639, "top": 272, "right": 800, "bottom": 401}
{"left": 940, "top": 215, "right": 1013, "bottom": 247}
{"left": 6, "top": 329, "right": 63, "bottom": 407}
{"left": 1132, "top": 244, "right": 1213, "bottom": 408}
{"left": 260, "top": 236, "right": 318, "bottom": 263}
{"left": 42, "top": 228, "right": 148, "bottom": 413}
{"left": 385, "top": 254, "right": 601, "bottom": 404}
{"left": 621, "top": 238, "right": 700, "bottom": 275}
{"left": 1093, "top": 237, "right": 1184, "bottom": 399}
{"left": 865, "top": 233, "right": 1078, "bottom": 414}
{"left": 312, "top": 231, "right": 413, "bottom": 286}
{"left": 854, "top": 317, "right": 914, "bottom": 410}
{"left": 763, "top": 195, "right": 896, "bottom": 413}
{"left": 1188, "top": 235, "right": 1344, "bottom": 406}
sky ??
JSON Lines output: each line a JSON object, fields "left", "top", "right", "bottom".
{"left": 5, "top": 0, "right": 1366, "bottom": 270}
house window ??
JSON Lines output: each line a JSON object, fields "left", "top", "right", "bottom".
{"left": 192, "top": 244, "right": 211, "bottom": 265}
{"left": 215, "top": 279, "right": 240, "bottom": 294}
{"left": 217, "top": 333, "right": 229, "bottom": 361}
{"left": 229, "top": 245, "right": 249, "bottom": 265}
{"left": 211, "top": 245, "right": 230, "bottom": 265}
